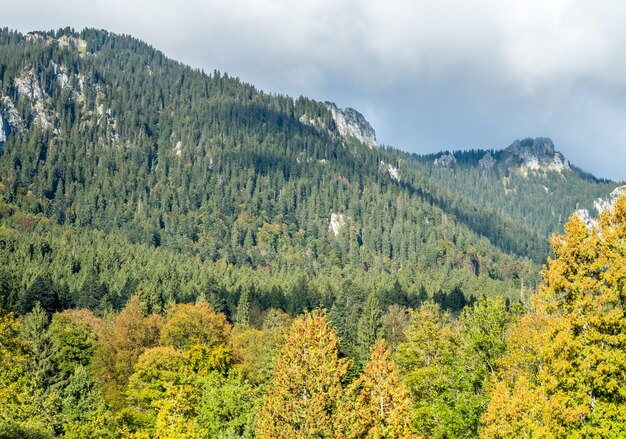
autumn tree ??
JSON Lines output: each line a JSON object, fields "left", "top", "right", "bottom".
{"left": 381, "top": 304, "right": 409, "bottom": 351}
{"left": 91, "top": 295, "right": 163, "bottom": 408}
{"left": 124, "top": 346, "right": 190, "bottom": 434}
{"left": 483, "top": 196, "right": 626, "bottom": 437}
{"left": 337, "top": 342, "right": 416, "bottom": 438}
{"left": 160, "top": 302, "right": 230, "bottom": 351}
{"left": 256, "top": 309, "right": 350, "bottom": 438}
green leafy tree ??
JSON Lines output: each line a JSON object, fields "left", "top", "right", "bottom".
{"left": 61, "top": 366, "right": 114, "bottom": 439}
{"left": 396, "top": 297, "right": 511, "bottom": 438}
{"left": 49, "top": 309, "right": 99, "bottom": 383}
{"left": 197, "top": 372, "right": 258, "bottom": 438}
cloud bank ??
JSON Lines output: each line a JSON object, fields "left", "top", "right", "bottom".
{"left": 3, "top": 0, "right": 626, "bottom": 179}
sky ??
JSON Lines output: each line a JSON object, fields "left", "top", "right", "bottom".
{"left": 3, "top": 0, "right": 626, "bottom": 180}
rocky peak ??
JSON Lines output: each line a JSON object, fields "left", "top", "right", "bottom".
{"left": 26, "top": 32, "right": 88, "bottom": 54}
{"left": 324, "top": 102, "right": 378, "bottom": 149}
{"left": 478, "top": 152, "right": 496, "bottom": 170}
{"left": 502, "top": 137, "right": 569, "bottom": 172}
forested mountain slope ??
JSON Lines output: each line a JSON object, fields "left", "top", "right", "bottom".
{"left": 411, "top": 137, "right": 621, "bottom": 242}
{"left": 0, "top": 27, "right": 619, "bottom": 317}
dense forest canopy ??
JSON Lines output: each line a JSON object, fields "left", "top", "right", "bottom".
{"left": 0, "top": 27, "right": 625, "bottom": 437}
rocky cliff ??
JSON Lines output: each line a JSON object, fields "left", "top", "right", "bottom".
{"left": 324, "top": 102, "right": 378, "bottom": 149}
{"left": 500, "top": 137, "right": 569, "bottom": 172}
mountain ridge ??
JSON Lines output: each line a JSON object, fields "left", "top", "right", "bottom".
{"left": 0, "top": 27, "right": 621, "bottom": 313}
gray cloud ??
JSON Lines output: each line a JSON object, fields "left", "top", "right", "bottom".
{"left": 3, "top": 0, "right": 626, "bottom": 180}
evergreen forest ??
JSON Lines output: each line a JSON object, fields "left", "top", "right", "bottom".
{"left": 0, "top": 27, "right": 625, "bottom": 438}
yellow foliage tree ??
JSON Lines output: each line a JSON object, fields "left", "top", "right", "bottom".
{"left": 92, "top": 295, "right": 163, "bottom": 409}
{"left": 482, "top": 195, "right": 626, "bottom": 437}
{"left": 160, "top": 302, "right": 230, "bottom": 351}
{"left": 336, "top": 342, "right": 416, "bottom": 439}
{"left": 255, "top": 309, "right": 350, "bottom": 438}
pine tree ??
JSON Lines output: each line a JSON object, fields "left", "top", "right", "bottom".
{"left": 356, "top": 292, "right": 382, "bottom": 365}
{"left": 256, "top": 309, "right": 350, "bottom": 438}
{"left": 21, "top": 302, "right": 57, "bottom": 389}
{"left": 235, "top": 287, "right": 250, "bottom": 327}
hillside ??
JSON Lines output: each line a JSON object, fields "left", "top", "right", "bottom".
{"left": 0, "top": 27, "right": 620, "bottom": 318}
{"left": 1, "top": 26, "right": 626, "bottom": 439}
{"left": 414, "top": 137, "right": 621, "bottom": 241}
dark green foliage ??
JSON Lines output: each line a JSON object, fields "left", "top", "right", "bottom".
{"left": 0, "top": 25, "right": 622, "bottom": 439}
{"left": 355, "top": 292, "right": 382, "bottom": 365}
{"left": 0, "top": 28, "right": 547, "bottom": 312}
{"left": 20, "top": 276, "right": 62, "bottom": 315}
{"left": 20, "top": 303, "right": 58, "bottom": 389}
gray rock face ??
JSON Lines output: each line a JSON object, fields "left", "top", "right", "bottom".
{"left": 0, "top": 96, "right": 24, "bottom": 148}
{"left": 594, "top": 185, "right": 626, "bottom": 215}
{"left": 502, "top": 137, "right": 570, "bottom": 172}
{"left": 15, "top": 70, "right": 45, "bottom": 101}
{"left": 434, "top": 153, "right": 456, "bottom": 168}
{"left": 577, "top": 185, "right": 626, "bottom": 229}
{"left": 478, "top": 152, "right": 496, "bottom": 170}
{"left": 14, "top": 69, "right": 53, "bottom": 129}
{"left": 329, "top": 213, "right": 346, "bottom": 236}
{"left": 325, "top": 102, "right": 378, "bottom": 149}
{"left": 0, "top": 114, "right": 6, "bottom": 147}
{"left": 380, "top": 161, "right": 400, "bottom": 181}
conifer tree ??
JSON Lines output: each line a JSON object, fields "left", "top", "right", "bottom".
{"left": 483, "top": 195, "right": 626, "bottom": 437}
{"left": 235, "top": 288, "right": 250, "bottom": 326}
{"left": 256, "top": 309, "right": 350, "bottom": 438}
{"left": 356, "top": 292, "right": 382, "bottom": 365}
{"left": 21, "top": 302, "right": 57, "bottom": 389}
{"left": 336, "top": 342, "right": 416, "bottom": 438}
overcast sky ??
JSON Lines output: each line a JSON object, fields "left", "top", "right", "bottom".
{"left": 3, "top": 0, "right": 626, "bottom": 180}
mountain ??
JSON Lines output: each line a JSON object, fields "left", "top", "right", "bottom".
{"left": 413, "top": 137, "right": 621, "bottom": 244}
{"left": 0, "top": 27, "right": 621, "bottom": 316}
